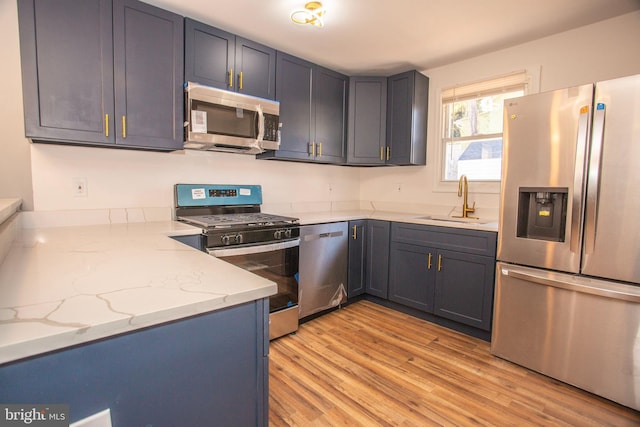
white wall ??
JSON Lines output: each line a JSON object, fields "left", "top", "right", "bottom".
{"left": 0, "top": 1, "right": 33, "bottom": 210}
{"left": 29, "top": 144, "right": 360, "bottom": 212}
{"left": 1, "top": 5, "right": 639, "bottom": 215}
{"left": 360, "top": 10, "right": 640, "bottom": 216}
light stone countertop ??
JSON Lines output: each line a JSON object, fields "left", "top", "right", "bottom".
{"left": 295, "top": 209, "right": 499, "bottom": 233}
{"left": 0, "top": 206, "right": 496, "bottom": 366}
{"left": 0, "top": 220, "right": 276, "bottom": 365}
{"left": 0, "top": 198, "right": 22, "bottom": 225}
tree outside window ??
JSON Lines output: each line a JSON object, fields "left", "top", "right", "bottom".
{"left": 441, "top": 73, "right": 527, "bottom": 181}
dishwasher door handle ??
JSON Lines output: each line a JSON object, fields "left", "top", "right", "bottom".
{"left": 302, "top": 230, "right": 344, "bottom": 242}
{"left": 503, "top": 267, "right": 640, "bottom": 303}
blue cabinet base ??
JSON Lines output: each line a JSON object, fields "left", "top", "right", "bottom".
{"left": 0, "top": 300, "right": 269, "bottom": 426}
{"left": 361, "top": 296, "right": 491, "bottom": 342}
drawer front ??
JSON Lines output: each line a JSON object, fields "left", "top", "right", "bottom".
{"left": 391, "top": 222, "right": 497, "bottom": 257}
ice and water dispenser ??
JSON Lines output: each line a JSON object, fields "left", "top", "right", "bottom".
{"left": 516, "top": 188, "right": 568, "bottom": 242}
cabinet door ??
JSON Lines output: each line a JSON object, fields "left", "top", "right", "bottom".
{"left": 347, "top": 77, "right": 387, "bottom": 165}
{"left": 433, "top": 250, "right": 495, "bottom": 331}
{"left": 313, "top": 66, "right": 348, "bottom": 163}
{"left": 347, "top": 220, "right": 367, "bottom": 298}
{"left": 267, "top": 52, "right": 314, "bottom": 160}
{"left": 386, "top": 70, "right": 428, "bottom": 165}
{"left": 235, "top": 37, "right": 276, "bottom": 99}
{"left": 18, "top": 0, "right": 114, "bottom": 145}
{"left": 184, "top": 18, "right": 234, "bottom": 91}
{"left": 365, "top": 220, "right": 390, "bottom": 298}
{"left": 388, "top": 242, "right": 436, "bottom": 312}
{"left": 113, "top": 0, "right": 184, "bottom": 150}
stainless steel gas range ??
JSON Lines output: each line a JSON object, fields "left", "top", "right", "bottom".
{"left": 174, "top": 184, "right": 300, "bottom": 340}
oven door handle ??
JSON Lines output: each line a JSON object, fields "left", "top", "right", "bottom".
{"left": 207, "top": 239, "right": 300, "bottom": 257}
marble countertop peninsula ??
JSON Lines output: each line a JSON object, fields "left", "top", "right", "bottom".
{"left": 0, "top": 220, "right": 276, "bottom": 365}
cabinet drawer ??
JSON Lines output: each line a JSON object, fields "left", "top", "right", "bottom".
{"left": 391, "top": 222, "right": 497, "bottom": 257}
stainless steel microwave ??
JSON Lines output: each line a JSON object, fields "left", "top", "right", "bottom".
{"left": 184, "top": 82, "right": 280, "bottom": 154}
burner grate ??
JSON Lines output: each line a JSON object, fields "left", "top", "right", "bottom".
{"left": 178, "top": 213, "right": 298, "bottom": 229}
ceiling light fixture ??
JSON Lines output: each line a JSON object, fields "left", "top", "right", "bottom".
{"left": 290, "top": 2, "right": 326, "bottom": 28}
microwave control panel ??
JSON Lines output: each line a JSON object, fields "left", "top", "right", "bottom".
{"left": 263, "top": 114, "right": 280, "bottom": 142}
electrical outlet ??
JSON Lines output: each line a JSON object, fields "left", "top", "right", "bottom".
{"left": 395, "top": 183, "right": 402, "bottom": 192}
{"left": 73, "top": 177, "right": 88, "bottom": 197}
{"left": 327, "top": 183, "right": 333, "bottom": 193}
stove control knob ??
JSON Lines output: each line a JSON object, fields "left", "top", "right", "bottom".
{"left": 221, "top": 235, "right": 231, "bottom": 245}
{"left": 274, "top": 230, "right": 283, "bottom": 239}
{"left": 235, "top": 234, "right": 243, "bottom": 244}
{"left": 284, "top": 229, "right": 292, "bottom": 239}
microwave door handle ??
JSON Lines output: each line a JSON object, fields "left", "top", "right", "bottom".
{"left": 257, "top": 106, "right": 265, "bottom": 141}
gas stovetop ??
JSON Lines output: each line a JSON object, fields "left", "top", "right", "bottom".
{"left": 178, "top": 212, "right": 298, "bottom": 230}
{"left": 174, "top": 184, "right": 300, "bottom": 248}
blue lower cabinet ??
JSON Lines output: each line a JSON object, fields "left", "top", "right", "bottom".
{"left": 0, "top": 299, "right": 269, "bottom": 426}
{"left": 388, "top": 241, "right": 436, "bottom": 312}
{"left": 433, "top": 249, "right": 495, "bottom": 331}
{"left": 347, "top": 220, "right": 367, "bottom": 298}
{"left": 387, "top": 222, "right": 497, "bottom": 334}
{"left": 365, "top": 220, "right": 391, "bottom": 298}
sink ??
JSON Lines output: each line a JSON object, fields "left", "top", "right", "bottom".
{"left": 414, "top": 215, "right": 491, "bottom": 224}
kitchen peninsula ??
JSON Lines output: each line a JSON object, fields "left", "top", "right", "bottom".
{"left": 0, "top": 214, "right": 275, "bottom": 426}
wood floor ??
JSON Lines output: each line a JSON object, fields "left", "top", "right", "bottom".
{"left": 269, "top": 300, "right": 640, "bottom": 426}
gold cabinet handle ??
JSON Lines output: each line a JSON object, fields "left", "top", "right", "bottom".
{"left": 309, "top": 142, "right": 315, "bottom": 157}
{"left": 352, "top": 225, "right": 357, "bottom": 240}
{"left": 380, "top": 146, "right": 384, "bottom": 161}
{"left": 229, "top": 68, "right": 233, "bottom": 88}
{"left": 427, "top": 253, "right": 432, "bottom": 270}
{"left": 437, "top": 254, "right": 443, "bottom": 272}
{"left": 318, "top": 142, "right": 322, "bottom": 157}
{"left": 386, "top": 146, "right": 391, "bottom": 161}
{"left": 239, "top": 71, "right": 243, "bottom": 90}
{"left": 105, "top": 113, "right": 109, "bottom": 137}
{"left": 122, "top": 115, "right": 126, "bottom": 138}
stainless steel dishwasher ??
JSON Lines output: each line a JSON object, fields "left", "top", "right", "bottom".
{"left": 298, "top": 222, "right": 348, "bottom": 319}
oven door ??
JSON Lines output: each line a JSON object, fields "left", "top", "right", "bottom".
{"left": 208, "top": 239, "right": 299, "bottom": 339}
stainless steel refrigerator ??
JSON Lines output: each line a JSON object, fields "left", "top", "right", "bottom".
{"left": 491, "top": 74, "right": 640, "bottom": 410}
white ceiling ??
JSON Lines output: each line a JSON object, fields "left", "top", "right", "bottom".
{"left": 150, "top": 0, "right": 640, "bottom": 75}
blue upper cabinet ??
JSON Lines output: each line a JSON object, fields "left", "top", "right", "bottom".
{"left": 346, "top": 71, "right": 428, "bottom": 166}
{"left": 347, "top": 77, "right": 388, "bottom": 165}
{"left": 386, "top": 70, "right": 429, "bottom": 165}
{"left": 258, "top": 52, "right": 348, "bottom": 163}
{"left": 18, "top": 0, "right": 114, "bottom": 145}
{"left": 235, "top": 37, "right": 277, "bottom": 100}
{"left": 113, "top": 0, "right": 184, "bottom": 150}
{"left": 18, "top": 0, "right": 184, "bottom": 151}
{"left": 184, "top": 18, "right": 276, "bottom": 100}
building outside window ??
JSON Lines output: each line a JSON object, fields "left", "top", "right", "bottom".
{"left": 441, "top": 71, "right": 529, "bottom": 182}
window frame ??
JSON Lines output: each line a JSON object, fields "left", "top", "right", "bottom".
{"left": 433, "top": 68, "right": 539, "bottom": 195}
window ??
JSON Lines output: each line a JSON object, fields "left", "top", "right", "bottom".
{"left": 441, "top": 71, "right": 528, "bottom": 181}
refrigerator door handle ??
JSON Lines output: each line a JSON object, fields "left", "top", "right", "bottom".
{"left": 584, "top": 103, "right": 606, "bottom": 254}
{"left": 502, "top": 266, "right": 640, "bottom": 303}
{"left": 570, "top": 105, "right": 591, "bottom": 254}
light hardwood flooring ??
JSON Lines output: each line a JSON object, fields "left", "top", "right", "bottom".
{"left": 269, "top": 300, "right": 640, "bottom": 426}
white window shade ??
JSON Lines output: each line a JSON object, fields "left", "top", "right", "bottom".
{"left": 442, "top": 71, "right": 529, "bottom": 103}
